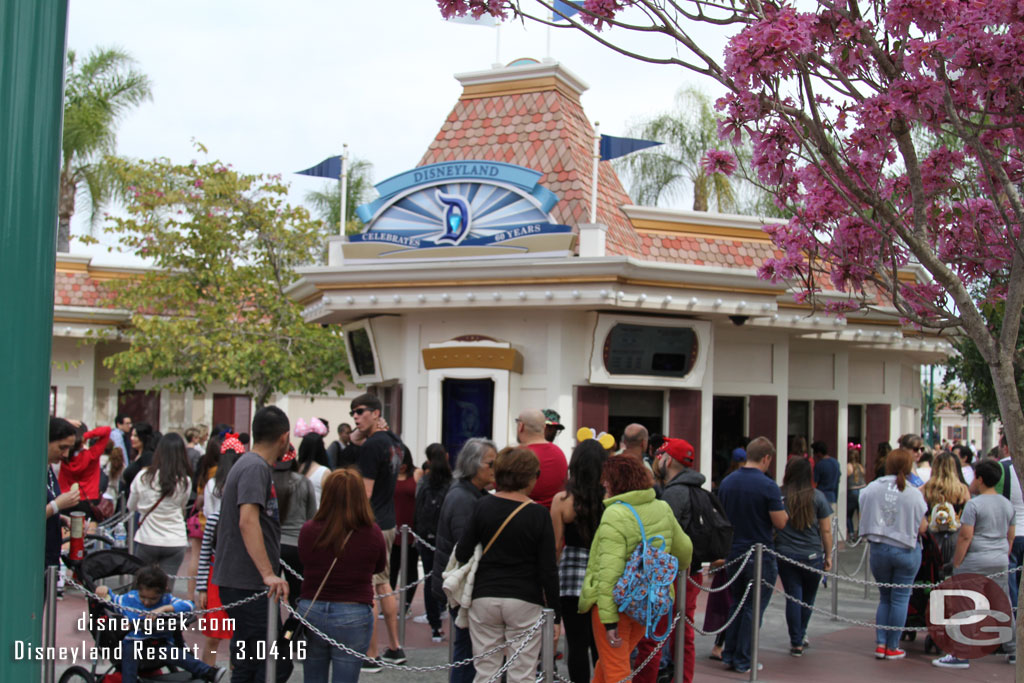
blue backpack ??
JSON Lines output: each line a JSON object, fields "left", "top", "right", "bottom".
{"left": 611, "top": 501, "right": 678, "bottom": 641}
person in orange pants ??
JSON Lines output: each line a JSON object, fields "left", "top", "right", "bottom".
{"left": 591, "top": 610, "right": 646, "bottom": 683}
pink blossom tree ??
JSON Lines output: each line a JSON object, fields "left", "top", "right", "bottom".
{"left": 439, "top": 0, "right": 1024, "bottom": 644}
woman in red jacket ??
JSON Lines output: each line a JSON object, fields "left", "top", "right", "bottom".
{"left": 58, "top": 422, "right": 112, "bottom": 518}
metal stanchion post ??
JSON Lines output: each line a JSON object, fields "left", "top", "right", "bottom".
{"left": 266, "top": 594, "right": 279, "bottom": 682}
{"left": 863, "top": 544, "right": 871, "bottom": 599}
{"left": 750, "top": 544, "right": 763, "bottom": 682}
{"left": 831, "top": 522, "right": 839, "bottom": 620}
{"left": 398, "top": 524, "right": 409, "bottom": 648}
{"left": 42, "top": 565, "right": 58, "bottom": 683}
{"left": 673, "top": 569, "right": 687, "bottom": 683}
{"left": 541, "top": 607, "right": 555, "bottom": 683}
{"left": 448, "top": 610, "right": 455, "bottom": 666}
{"left": 127, "top": 512, "right": 137, "bottom": 556}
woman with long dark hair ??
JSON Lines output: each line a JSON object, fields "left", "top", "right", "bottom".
{"left": 389, "top": 446, "right": 422, "bottom": 619}
{"left": 413, "top": 443, "right": 451, "bottom": 640}
{"left": 121, "top": 421, "right": 157, "bottom": 492}
{"left": 297, "top": 431, "right": 330, "bottom": 506}
{"left": 274, "top": 451, "right": 317, "bottom": 609}
{"left": 185, "top": 433, "right": 222, "bottom": 602}
{"left": 128, "top": 432, "right": 192, "bottom": 575}
{"left": 298, "top": 469, "right": 386, "bottom": 682}
{"left": 859, "top": 448, "right": 928, "bottom": 660}
{"left": 776, "top": 457, "right": 833, "bottom": 656}
{"left": 550, "top": 440, "right": 607, "bottom": 682}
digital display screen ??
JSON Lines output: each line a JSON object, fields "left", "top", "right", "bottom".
{"left": 603, "top": 323, "right": 698, "bottom": 378}
{"left": 347, "top": 328, "right": 377, "bottom": 377}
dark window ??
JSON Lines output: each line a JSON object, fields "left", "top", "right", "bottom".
{"left": 603, "top": 324, "right": 698, "bottom": 378}
{"left": 787, "top": 400, "right": 810, "bottom": 455}
{"left": 348, "top": 328, "right": 377, "bottom": 377}
{"left": 213, "top": 394, "right": 252, "bottom": 434}
{"left": 441, "top": 379, "right": 494, "bottom": 459}
{"left": 118, "top": 390, "right": 161, "bottom": 431}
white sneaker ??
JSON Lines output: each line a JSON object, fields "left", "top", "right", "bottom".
{"left": 413, "top": 614, "right": 430, "bottom": 624}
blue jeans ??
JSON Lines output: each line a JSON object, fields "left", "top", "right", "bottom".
{"left": 1009, "top": 536, "right": 1024, "bottom": 608}
{"left": 450, "top": 606, "right": 475, "bottom": 683}
{"left": 120, "top": 634, "right": 214, "bottom": 683}
{"left": 219, "top": 586, "right": 294, "bottom": 683}
{"left": 722, "top": 551, "right": 777, "bottom": 672}
{"left": 299, "top": 600, "right": 373, "bottom": 683}
{"left": 869, "top": 541, "right": 921, "bottom": 650}
{"left": 777, "top": 554, "right": 823, "bottom": 647}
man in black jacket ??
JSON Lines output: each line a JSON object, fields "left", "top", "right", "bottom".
{"left": 432, "top": 438, "right": 496, "bottom": 683}
{"left": 657, "top": 438, "right": 703, "bottom": 683}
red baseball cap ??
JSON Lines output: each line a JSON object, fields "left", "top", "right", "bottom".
{"left": 658, "top": 438, "right": 695, "bottom": 467}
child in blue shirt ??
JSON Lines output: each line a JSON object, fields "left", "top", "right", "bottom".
{"left": 96, "top": 565, "right": 226, "bottom": 683}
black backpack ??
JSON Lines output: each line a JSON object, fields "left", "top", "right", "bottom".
{"left": 414, "top": 480, "right": 451, "bottom": 541}
{"left": 682, "top": 485, "right": 733, "bottom": 566}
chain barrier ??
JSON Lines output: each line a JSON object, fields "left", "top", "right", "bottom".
{"left": 761, "top": 578, "right": 930, "bottom": 632}
{"left": 700, "top": 548, "right": 755, "bottom": 577}
{"left": 834, "top": 542, "right": 870, "bottom": 579}
{"left": 281, "top": 602, "right": 543, "bottom": 672}
{"left": 764, "top": 545, "right": 1022, "bottom": 589}
{"left": 279, "top": 557, "right": 432, "bottom": 600}
{"left": 64, "top": 576, "right": 268, "bottom": 618}
{"left": 686, "top": 550, "right": 753, "bottom": 593}
{"left": 684, "top": 578, "right": 754, "bottom": 637}
{"left": 408, "top": 528, "right": 438, "bottom": 552}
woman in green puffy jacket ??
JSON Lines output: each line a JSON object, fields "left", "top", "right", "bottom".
{"left": 578, "top": 455, "right": 692, "bottom": 683}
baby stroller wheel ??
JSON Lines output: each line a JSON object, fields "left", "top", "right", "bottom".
{"left": 58, "top": 665, "right": 94, "bottom": 683}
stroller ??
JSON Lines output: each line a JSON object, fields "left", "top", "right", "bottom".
{"left": 901, "top": 530, "right": 946, "bottom": 649}
{"left": 58, "top": 549, "right": 203, "bottom": 683}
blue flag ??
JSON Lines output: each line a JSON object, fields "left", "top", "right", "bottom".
{"left": 599, "top": 135, "right": 662, "bottom": 161}
{"left": 553, "top": 1, "right": 580, "bottom": 19}
{"left": 296, "top": 156, "right": 342, "bottom": 179}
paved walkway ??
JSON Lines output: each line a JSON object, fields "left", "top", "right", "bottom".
{"left": 49, "top": 543, "right": 1016, "bottom": 681}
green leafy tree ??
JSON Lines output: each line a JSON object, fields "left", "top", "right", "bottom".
{"left": 94, "top": 149, "right": 349, "bottom": 408}
{"left": 59, "top": 47, "right": 152, "bottom": 252}
{"left": 304, "top": 157, "right": 376, "bottom": 236}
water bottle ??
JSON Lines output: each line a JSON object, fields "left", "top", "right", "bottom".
{"left": 113, "top": 522, "right": 127, "bottom": 548}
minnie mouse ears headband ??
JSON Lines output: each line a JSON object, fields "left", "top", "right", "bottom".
{"left": 577, "top": 427, "right": 615, "bottom": 450}
{"left": 848, "top": 442, "right": 862, "bottom": 451}
{"left": 221, "top": 433, "right": 245, "bottom": 455}
{"left": 295, "top": 417, "right": 327, "bottom": 438}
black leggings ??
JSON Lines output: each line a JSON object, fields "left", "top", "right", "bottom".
{"left": 560, "top": 595, "right": 597, "bottom": 683}
{"left": 389, "top": 542, "right": 419, "bottom": 615}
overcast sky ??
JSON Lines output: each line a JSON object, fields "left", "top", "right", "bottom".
{"left": 68, "top": 0, "right": 730, "bottom": 261}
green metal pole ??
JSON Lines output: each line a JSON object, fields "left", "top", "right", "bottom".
{"left": 0, "top": 1, "right": 68, "bottom": 681}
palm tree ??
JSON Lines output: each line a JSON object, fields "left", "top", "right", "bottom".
{"left": 304, "top": 157, "right": 376, "bottom": 236}
{"left": 59, "top": 48, "right": 152, "bottom": 252}
{"left": 618, "top": 87, "right": 738, "bottom": 212}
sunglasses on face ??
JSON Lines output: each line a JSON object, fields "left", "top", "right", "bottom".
{"left": 349, "top": 407, "right": 369, "bottom": 417}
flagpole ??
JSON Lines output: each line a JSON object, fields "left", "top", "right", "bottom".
{"left": 339, "top": 143, "right": 349, "bottom": 236}
{"left": 545, "top": 9, "right": 552, "bottom": 61}
{"left": 591, "top": 122, "right": 600, "bottom": 223}
{"left": 494, "top": 22, "right": 502, "bottom": 67}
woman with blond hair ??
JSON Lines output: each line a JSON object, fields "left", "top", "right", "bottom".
{"left": 859, "top": 448, "right": 928, "bottom": 661}
{"left": 923, "top": 452, "right": 970, "bottom": 514}
{"left": 298, "top": 468, "right": 387, "bottom": 682}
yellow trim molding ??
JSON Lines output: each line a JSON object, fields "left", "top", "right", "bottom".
{"left": 422, "top": 347, "right": 523, "bottom": 373}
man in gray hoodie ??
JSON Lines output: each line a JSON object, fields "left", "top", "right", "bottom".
{"left": 657, "top": 437, "right": 704, "bottom": 683}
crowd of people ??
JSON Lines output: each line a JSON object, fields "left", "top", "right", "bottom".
{"left": 44, "top": 402, "right": 1023, "bottom": 682}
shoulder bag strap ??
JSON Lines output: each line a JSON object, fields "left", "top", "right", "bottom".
{"left": 1003, "top": 462, "right": 1014, "bottom": 501}
{"left": 301, "top": 530, "right": 353, "bottom": 618}
{"left": 615, "top": 500, "right": 648, "bottom": 553}
{"left": 482, "top": 500, "right": 531, "bottom": 556}
{"left": 139, "top": 492, "right": 170, "bottom": 528}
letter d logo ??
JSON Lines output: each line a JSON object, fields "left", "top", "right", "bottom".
{"left": 927, "top": 573, "right": 1013, "bottom": 659}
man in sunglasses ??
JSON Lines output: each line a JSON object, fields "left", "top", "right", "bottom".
{"left": 349, "top": 393, "right": 407, "bottom": 669}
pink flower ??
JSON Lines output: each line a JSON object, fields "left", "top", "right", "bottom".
{"left": 701, "top": 149, "right": 737, "bottom": 176}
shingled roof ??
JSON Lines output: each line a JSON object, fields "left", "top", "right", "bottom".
{"left": 419, "top": 61, "right": 642, "bottom": 257}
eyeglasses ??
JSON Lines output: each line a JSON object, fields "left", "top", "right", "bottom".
{"left": 349, "top": 407, "right": 369, "bottom": 417}
{"left": 916, "top": 447, "right": 926, "bottom": 452}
